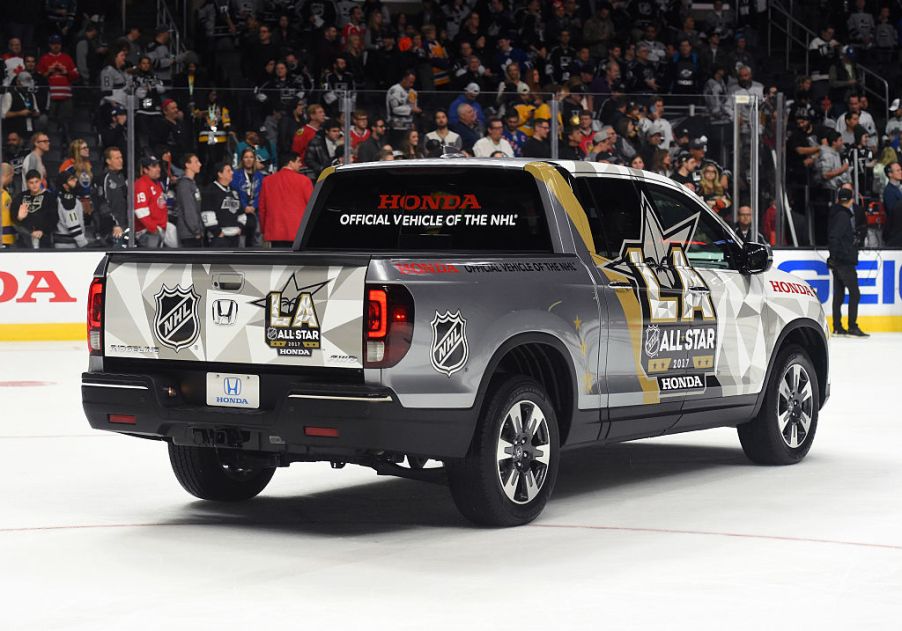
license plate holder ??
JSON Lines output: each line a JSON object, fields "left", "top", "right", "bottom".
{"left": 206, "top": 372, "right": 260, "bottom": 409}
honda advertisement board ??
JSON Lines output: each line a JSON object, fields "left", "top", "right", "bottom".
{"left": 0, "top": 252, "right": 104, "bottom": 340}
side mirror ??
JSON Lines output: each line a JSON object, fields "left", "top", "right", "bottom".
{"left": 741, "top": 240, "right": 772, "bottom": 274}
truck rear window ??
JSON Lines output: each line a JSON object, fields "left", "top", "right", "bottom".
{"left": 301, "top": 167, "right": 553, "bottom": 252}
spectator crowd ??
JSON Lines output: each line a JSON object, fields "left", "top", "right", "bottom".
{"left": 2, "top": 0, "right": 902, "bottom": 250}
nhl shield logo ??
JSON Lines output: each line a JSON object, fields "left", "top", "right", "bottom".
{"left": 430, "top": 310, "right": 469, "bottom": 377}
{"left": 645, "top": 324, "right": 661, "bottom": 358}
{"left": 153, "top": 284, "right": 201, "bottom": 352}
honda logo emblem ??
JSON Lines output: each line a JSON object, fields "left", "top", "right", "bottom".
{"left": 223, "top": 378, "right": 241, "bottom": 396}
{"left": 212, "top": 299, "right": 238, "bottom": 325}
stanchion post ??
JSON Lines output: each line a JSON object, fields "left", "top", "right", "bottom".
{"left": 750, "top": 94, "right": 760, "bottom": 241}
{"left": 775, "top": 92, "right": 786, "bottom": 245}
{"left": 732, "top": 94, "right": 743, "bottom": 225}
{"left": 342, "top": 91, "right": 352, "bottom": 165}
{"left": 127, "top": 92, "right": 136, "bottom": 249}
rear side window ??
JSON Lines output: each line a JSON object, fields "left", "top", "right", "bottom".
{"left": 302, "top": 167, "right": 552, "bottom": 252}
{"left": 573, "top": 176, "right": 642, "bottom": 258}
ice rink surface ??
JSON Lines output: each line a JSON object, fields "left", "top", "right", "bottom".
{"left": 1, "top": 337, "right": 901, "bottom": 630}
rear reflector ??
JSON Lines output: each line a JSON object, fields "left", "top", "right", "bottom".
{"left": 366, "top": 340, "right": 385, "bottom": 363}
{"left": 108, "top": 414, "right": 136, "bottom": 425}
{"left": 304, "top": 426, "right": 340, "bottom": 438}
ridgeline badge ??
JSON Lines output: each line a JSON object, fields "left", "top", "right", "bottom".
{"left": 153, "top": 284, "right": 200, "bottom": 352}
{"left": 430, "top": 310, "right": 469, "bottom": 377}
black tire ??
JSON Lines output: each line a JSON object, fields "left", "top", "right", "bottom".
{"left": 447, "top": 376, "right": 560, "bottom": 527}
{"left": 168, "top": 443, "right": 276, "bottom": 501}
{"left": 738, "top": 344, "right": 820, "bottom": 465}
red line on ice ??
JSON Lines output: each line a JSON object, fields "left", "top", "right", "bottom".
{"left": 0, "top": 381, "right": 57, "bottom": 387}
{"left": 530, "top": 523, "right": 902, "bottom": 551}
{"left": 0, "top": 521, "right": 900, "bottom": 551}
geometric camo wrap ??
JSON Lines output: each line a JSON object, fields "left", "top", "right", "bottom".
{"left": 103, "top": 261, "right": 366, "bottom": 369}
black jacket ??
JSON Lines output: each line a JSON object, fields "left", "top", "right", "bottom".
{"left": 11, "top": 189, "right": 57, "bottom": 247}
{"left": 883, "top": 182, "right": 902, "bottom": 247}
{"left": 94, "top": 170, "right": 128, "bottom": 229}
{"left": 827, "top": 202, "right": 858, "bottom": 266}
{"left": 356, "top": 136, "right": 383, "bottom": 163}
{"left": 304, "top": 134, "right": 337, "bottom": 179}
{"left": 522, "top": 137, "right": 552, "bottom": 159}
{"left": 733, "top": 224, "right": 768, "bottom": 245}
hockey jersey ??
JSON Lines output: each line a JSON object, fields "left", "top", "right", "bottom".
{"left": 202, "top": 181, "right": 244, "bottom": 238}
{"left": 134, "top": 175, "right": 168, "bottom": 233}
{"left": 1, "top": 189, "right": 14, "bottom": 246}
{"left": 53, "top": 189, "right": 88, "bottom": 247}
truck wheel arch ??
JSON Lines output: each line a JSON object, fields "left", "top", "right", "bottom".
{"left": 753, "top": 318, "right": 829, "bottom": 417}
{"left": 474, "top": 333, "right": 578, "bottom": 447}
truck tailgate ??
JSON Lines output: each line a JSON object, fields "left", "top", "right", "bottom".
{"left": 102, "top": 254, "right": 368, "bottom": 369}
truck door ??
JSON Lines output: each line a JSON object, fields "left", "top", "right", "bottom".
{"left": 570, "top": 174, "right": 684, "bottom": 441}
{"left": 638, "top": 182, "right": 765, "bottom": 430}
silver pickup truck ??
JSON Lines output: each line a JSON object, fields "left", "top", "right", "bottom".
{"left": 82, "top": 159, "right": 830, "bottom": 527}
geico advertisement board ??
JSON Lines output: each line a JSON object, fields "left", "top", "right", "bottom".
{"left": 0, "top": 251, "right": 105, "bottom": 340}
{"left": 773, "top": 248, "right": 902, "bottom": 330}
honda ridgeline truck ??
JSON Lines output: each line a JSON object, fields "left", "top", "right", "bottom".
{"left": 82, "top": 159, "right": 830, "bottom": 526}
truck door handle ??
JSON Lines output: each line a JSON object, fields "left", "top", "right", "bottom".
{"left": 608, "top": 281, "right": 633, "bottom": 290}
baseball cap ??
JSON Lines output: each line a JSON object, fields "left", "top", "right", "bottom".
{"left": 517, "top": 83, "right": 530, "bottom": 94}
{"left": 16, "top": 71, "right": 33, "bottom": 87}
{"left": 647, "top": 119, "right": 668, "bottom": 136}
{"left": 161, "top": 98, "right": 176, "bottom": 110}
{"left": 57, "top": 169, "right": 77, "bottom": 190}
{"left": 49, "top": 34, "right": 63, "bottom": 44}
{"left": 837, "top": 188, "right": 853, "bottom": 202}
{"left": 141, "top": 155, "right": 161, "bottom": 168}
{"left": 675, "top": 126, "right": 690, "bottom": 137}
{"left": 111, "top": 105, "right": 126, "bottom": 116}
{"left": 593, "top": 128, "right": 611, "bottom": 143}
{"left": 464, "top": 82, "right": 480, "bottom": 95}
{"left": 690, "top": 136, "right": 708, "bottom": 150}
{"left": 890, "top": 98, "right": 900, "bottom": 112}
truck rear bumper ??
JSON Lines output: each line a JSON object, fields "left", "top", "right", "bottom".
{"left": 82, "top": 372, "right": 477, "bottom": 459}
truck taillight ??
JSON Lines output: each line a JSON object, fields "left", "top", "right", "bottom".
{"left": 367, "top": 289, "right": 388, "bottom": 339}
{"left": 365, "top": 285, "right": 414, "bottom": 368}
{"left": 87, "top": 278, "right": 104, "bottom": 355}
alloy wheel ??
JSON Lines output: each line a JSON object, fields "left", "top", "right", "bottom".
{"left": 496, "top": 399, "right": 552, "bottom": 504}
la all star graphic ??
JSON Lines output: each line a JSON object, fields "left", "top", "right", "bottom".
{"left": 430, "top": 310, "right": 469, "bottom": 377}
{"left": 153, "top": 284, "right": 201, "bottom": 352}
{"left": 603, "top": 192, "right": 718, "bottom": 381}
{"left": 251, "top": 274, "right": 329, "bottom": 357}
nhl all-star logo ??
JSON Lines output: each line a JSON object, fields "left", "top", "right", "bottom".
{"left": 153, "top": 284, "right": 201, "bottom": 352}
{"left": 430, "top": 310, "right": 469, "bottom": 377}
{"left": 645, "top": 324, "right": 661, "bottom": 358}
